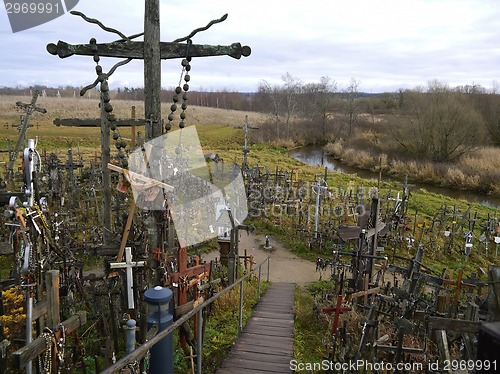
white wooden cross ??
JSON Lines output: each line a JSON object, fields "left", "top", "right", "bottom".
{"left": 109, "top": 246, "right": 145, "bottom": 309}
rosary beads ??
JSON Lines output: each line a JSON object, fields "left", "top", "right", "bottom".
{"left": 166, "top": 57, "right": 191, "bottom": 132}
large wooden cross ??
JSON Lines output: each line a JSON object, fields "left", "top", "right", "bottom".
{"left": 46, "top": 5, "right": 251, "bottom": 142}
{"left": 47, "top": 2, "right": 251, "bottom": 256}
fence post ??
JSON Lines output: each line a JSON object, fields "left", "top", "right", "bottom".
{"left": 196, "top": 308, "right": 203, "bottom": 374}
{"left": 238, "top": 281, "right": 244, "bottom": 334}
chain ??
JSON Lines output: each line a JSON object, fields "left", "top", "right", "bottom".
{"left": 55, "top": 325, "right": 66, "bottom": 374}
{"left": 37, "top": 325, "right": 67, "bottom": 374}
{"left": 34, "top": 203, "right": 49, "bottom": 229}
{"left": 39, "top": 328, "right": 54, "bottom": 373}
{"left": 125, "top": 360, "right": 141, "bottom": 374}
{"left": 89, "top": 38, "right": 128, "bottom": 168}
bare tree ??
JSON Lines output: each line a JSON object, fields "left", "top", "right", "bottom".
{"left": 302, "top": 76, "right": 337, "bottom": 142}
{"left": 281, "top": 73, "right": 302, "bottom": 139}
{"left": 257, "top": 73, "right": 302, "bottom": 140}
{"left": 339, "top": 78, "right": 360, "bottom": 136}
{"left": 257, "top": 79, "right": 283, "bottom": 137}
{"left": 393, "top": 81, "right": 486, "bottom": 162}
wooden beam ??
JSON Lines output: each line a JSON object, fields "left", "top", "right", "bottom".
{"left": 53, "top": 118, "right": 147, "bottom": 127}
{"left": 107, "top": 163, "right": 174, "bottom": 192}
{"left": 435, "top": 330, "right": 452, "bottom": 374}
{"left": 31, "top": 300, "right": 48, "bottom": 321}
{"left": 117, "top": 202, "right": 137, "bottom": 262}
{"left": 47, "top": 40, "right": 251, "bottom": 60}
{"left": 350, "top": 287, "right": 381, "bottom": 299}
{"left": 428, "top": 316, "right": 482, "bottom": 334}
{"left": 13, "top": 311, "right": 87, "bottom": 369}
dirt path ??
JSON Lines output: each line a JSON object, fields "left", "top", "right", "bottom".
{"left": 203, "top": 232, "right": 326, "bottom": 285}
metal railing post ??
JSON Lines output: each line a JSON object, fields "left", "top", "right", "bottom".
{"left": 267, "top": 257, "right": 270, "bottom": 282}
{"left": 126, "top": 319, "right": 136, "bottom": 354}
{"left": 238, "top": 280, "right": 244, "bottom": 334}
{"left": 101, "top": 256, "right": 271, "bottom": 374}
{"left": 196, "top": 308, "right": 203, "bottom": 374}
{"left": 257, "top": 265, "right": 261, "bottom": 300}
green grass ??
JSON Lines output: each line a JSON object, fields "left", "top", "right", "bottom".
{"left": 1, "top": 99, "right": 499, "bottom": 373}
{"left": 294, "top": 285, "right": 328, "bottom": 364}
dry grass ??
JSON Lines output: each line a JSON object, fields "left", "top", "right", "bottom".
{"left": 459, "top": 147, "right": 500, "bottom": 172}
{"left": 0, "top": 95, "right": 268, "bottom": 162}
{"left": 324, "top": 140, "right": 500, "bottom": 195}
{"left": 0, "top": 95, "right": 268, "bottom": 127}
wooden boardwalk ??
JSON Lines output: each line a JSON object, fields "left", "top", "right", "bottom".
{"left": 216, "top": 282, "right": 295, "bottom": 373}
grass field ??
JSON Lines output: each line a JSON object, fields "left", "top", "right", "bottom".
{"left": 1, "top": 95, "right": 499, "bottom": 372}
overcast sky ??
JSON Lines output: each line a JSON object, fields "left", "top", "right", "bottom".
{"left": 1, "top": 0, "right": 500, "bottom": 93}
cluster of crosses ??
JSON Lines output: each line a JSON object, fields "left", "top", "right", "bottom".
{"left": 5, "top": 2, "right": 251, "bottom": 373}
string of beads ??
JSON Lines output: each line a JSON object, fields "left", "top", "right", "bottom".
{"left": 89, "top": 37, "right": 128, "bottom": 167}
{"left": 165, "top": 55, "right": 191, "bottom": 132}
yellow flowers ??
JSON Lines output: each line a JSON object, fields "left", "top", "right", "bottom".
{"left": 0, "top": 288, "right": 26, "bottom": 339}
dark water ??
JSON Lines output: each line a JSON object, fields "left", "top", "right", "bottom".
{"left": 289, "top": 146, "right": 500, "bottom": 209}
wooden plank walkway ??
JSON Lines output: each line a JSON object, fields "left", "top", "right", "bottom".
{"left": 217, "top": 282, "right": 295, "bottom": 373}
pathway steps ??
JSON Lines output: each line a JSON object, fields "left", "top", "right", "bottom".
{"left": 216, "top": 282, "right": 295, "bottom": 373}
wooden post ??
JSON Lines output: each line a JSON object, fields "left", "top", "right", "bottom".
{"left": 144, "top": 0, "right": 162, "bottom": 140}
{"left": 46, "top": 270, "right": 60, "bottom": 328}
{"left": 117, "top": 202, "right": 137, "bottom": 262}
{"left": 131, "top": 105, "right": 137, "bottom": 148}
{"left": 435, "top": 330, "right": 452, "bottom": 374}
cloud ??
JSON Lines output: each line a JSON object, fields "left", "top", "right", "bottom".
{"left": 2, "top": 0, "right": 500, "bottom": 92}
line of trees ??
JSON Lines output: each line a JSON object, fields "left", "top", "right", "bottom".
{"left": 3, "top": 77, "right": 500, "bottom": 162}
{"left": 252, "top": 75, "right": 500, "bottom": 162}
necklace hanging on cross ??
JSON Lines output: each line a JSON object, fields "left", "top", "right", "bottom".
{"left": 166, "top": 40, "right": 192, "bottom": 133}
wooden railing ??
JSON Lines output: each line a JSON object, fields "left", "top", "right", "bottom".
{"left": 101, "top": 256, "right": 271, "bottom": 374}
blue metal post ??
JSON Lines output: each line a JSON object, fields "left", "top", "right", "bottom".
{"left": 144, "top": 286, "right": 174, "bottom": 374}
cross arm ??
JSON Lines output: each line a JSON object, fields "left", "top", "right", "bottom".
{"left": 47, "top": 40, "right": 251, "bottom": 60}
{"left": 13, "top": 311, "right": 87, "bottom": 369}
{"left": 15, "top": 101, "right": 47, "bottom": 114}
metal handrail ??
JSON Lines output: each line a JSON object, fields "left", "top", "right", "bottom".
{"left": 101, "top": 256, "right": 271, "bottom": 374}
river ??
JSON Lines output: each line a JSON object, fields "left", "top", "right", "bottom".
{"left": 289, "top": 145, "right": 500, "bottom": 209}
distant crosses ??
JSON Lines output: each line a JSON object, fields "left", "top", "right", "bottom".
{"left": 311, "top": 178, "right": 328, "bottom": 240}
{"left": 5, "top": 90, "right": 46, "bottom": 184}
{"left": 234, "top": 115, "right": 259, "bottom": 171}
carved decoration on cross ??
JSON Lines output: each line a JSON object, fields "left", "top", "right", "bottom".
{"left": 46, "top": 9, "right": 251, "bottom": 103}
